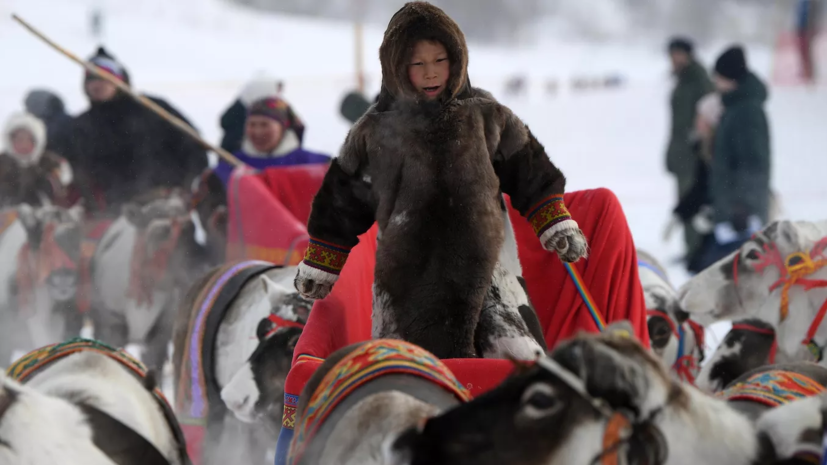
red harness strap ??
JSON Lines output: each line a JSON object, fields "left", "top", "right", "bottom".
{"left": 265, "top": 314, "right": 305, "bottom": 338}
{"left": 734, "top": 237, "right": 827, "bottom": 362}
{"left": 127, "top": 218, "right": 184, "bottom": 307}
{"left": 646, "top": 309, "right": 704, "bottom": 384}
{"left": 16, "top": 222, "right": 78, "bottom": 314}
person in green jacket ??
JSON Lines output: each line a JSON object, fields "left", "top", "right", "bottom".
{"left": 698, "top": 45, "right": 771, "bottom": 269}
{"left": 664, "top": 37, "right": 714, "bottom": 262}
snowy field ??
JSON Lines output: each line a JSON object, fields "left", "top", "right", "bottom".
{"left": 2, "top": 0, "right": 827, "bottom": 387}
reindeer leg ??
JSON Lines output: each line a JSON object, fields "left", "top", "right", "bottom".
{"left": 475, "top": 263, "right": 545, "bottom": 360}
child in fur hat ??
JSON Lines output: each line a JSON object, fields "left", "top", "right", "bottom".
{"left": 0, "top": 112, "right": 73, "bottom": 208}
{"left": 295, "top": 2, "right": 587, "bottom": 358}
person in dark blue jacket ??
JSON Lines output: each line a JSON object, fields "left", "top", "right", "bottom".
{"left": 212, "top": 96, "right": 329, "bottom": 187}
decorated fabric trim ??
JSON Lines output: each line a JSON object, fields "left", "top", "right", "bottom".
{"left": 301, "top": 238, "right": 351, "bottom": 275}
{"left": 283, "top": 393, "right": 300, "bottom": 429}
{"left": 6, "top": 337, "right": 171, "bottom": 406}
{"left": 526, "top": 195, "right": 572, "bottom": 238}
{"left": 716, "top": 370, "right": 825, "bottom": 408}
{"left": 287, "top": 339, "right": 471, "bottom": 465}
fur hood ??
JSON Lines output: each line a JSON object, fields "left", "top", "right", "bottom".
{"left": 378, "top": 2, "right": 471, "bottom": 105}
{"left": 3, "top": 112, "right": 47, "bottom": 166}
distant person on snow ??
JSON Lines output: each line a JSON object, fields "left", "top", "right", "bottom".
{"left": 796, "top": 0, "right": 822, "bottom": 83}
{"left": 697, "top": 46, "right": 771, "bottom": 269}
{"left": 664, "top": 37, "right": 714, "bottom": 267}
{"left": 24, "top": 89, "right": 73, "bottom": 156}
{"left": 62, "top": 47, "right": 207, "bottom": 215}
{"left": 0, "top": 111, "right": 73, "bottom": 208}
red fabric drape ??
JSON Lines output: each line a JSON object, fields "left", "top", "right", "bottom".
{"left": 226, "top": 165, "right": 328, "bottom": 265}
{"left": 507, "top": 188, "right": 649, "bottom": 348}
{"left": 286, "top": 188, "right": 649, "bottom": 400}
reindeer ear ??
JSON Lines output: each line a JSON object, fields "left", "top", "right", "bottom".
{"left": 604, "top": 320, "right": 635, "bottom": 340}
{"left": 256, "top": 317, "right": 275, "bottom": 342}
{"left": 122, "top": 203, "right": 145, "bottom": 227}
{"left": 261, "top": 275, "right": 292, "bottom": 307}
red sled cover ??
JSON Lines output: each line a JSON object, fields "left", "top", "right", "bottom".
{"left": 225, "top": 165, "right": 328, "bottom": 266}
{"left": 275, "top": 187, "right": 649, "bottom": 465}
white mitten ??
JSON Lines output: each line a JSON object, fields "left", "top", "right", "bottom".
{"left": 294, "top": 262, "right": 337, "bottom": 300}
{"left": 541, "top": 219, "right": 588, "bottom": 263}
{"left": 294, "top": 239, "right": 349, "bottom": 300}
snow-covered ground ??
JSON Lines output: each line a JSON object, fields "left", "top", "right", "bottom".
{"left": 2, "top": 0, "right": 827, "bottom": 382}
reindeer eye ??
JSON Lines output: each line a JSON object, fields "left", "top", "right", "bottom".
{"left": 745, "top": 249, "right": 760, "bottom": 261}
{"left": 519, "top": 383, "right": 560, "bottom": 420}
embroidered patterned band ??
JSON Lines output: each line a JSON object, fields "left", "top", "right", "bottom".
{"left": 527, "top": 195, "right": 572, "bottom": 237}
{"left": 287, "top": 339, "right": 471, "bottom": 465}
{"left": 302, "top": 238, "right": 351, "bottom": 275}
{"left": 716, "top": 370, "right": 825, "bottom": 408}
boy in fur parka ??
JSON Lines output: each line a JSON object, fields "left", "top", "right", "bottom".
{"left": 295, "top": 2, "right": 587, "bottom": 359}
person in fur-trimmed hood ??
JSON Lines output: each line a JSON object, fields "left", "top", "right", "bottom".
{"left": 294, "top": 2, "right": 587, "bottom": 359}
{"left": 0, "top": 111, "right": 73, "bottom": 208}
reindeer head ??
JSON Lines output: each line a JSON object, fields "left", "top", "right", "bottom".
{"left": 122, "top": 196, "right": 210, "bottom": 302}
{"left": 221, "top": 277, "right": 307, "bottom": 426}
{"left": 387, "top": 325, "right": 677, "bottom": 465}
{"left": 16, "top": 203, "right": 84, "bottom": 303}
{"left": 679, "top": 221, "right": 827, "bottom": 329}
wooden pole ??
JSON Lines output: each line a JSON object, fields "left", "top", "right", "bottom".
{"left": 11, "top": 14, "right": 243, "bottom": 167}
{"left": 355, "top": 21, "right": 364, "bottom": 93}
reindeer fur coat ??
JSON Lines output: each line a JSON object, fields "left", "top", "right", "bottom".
{"left": 295, "top": 2, "right": 587, "bottom": 358}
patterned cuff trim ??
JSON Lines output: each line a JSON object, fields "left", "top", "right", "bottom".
{"left": 527, "top": 195, "right": 572, "bottom": 237}
{"left": 302, "top": 238, "right": 351, "bottom": 275}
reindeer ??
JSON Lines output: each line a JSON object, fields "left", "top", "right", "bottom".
{"left": 0, "top": 372, "right": 117, "bottom": 465}
{"left": 386, "top": 326, "right": 827, "bottom": 465}
{"left": 0, "top": 203, "right": 84, "bottom": 364}
{"left": 679, "top": 220, "right": 827, "bottom": 368}
{"left": 172, "top": 264, "right": 309, "bottom": 465}
{"left": 637, "top": 249, "right": 705, "bottom": 384}
{"left": 90, "top": 191, "right": 210, "bottom": 373}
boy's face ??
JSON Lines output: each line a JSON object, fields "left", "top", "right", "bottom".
{"left": 408, "top": 40, "right": 450, "bottom": 100}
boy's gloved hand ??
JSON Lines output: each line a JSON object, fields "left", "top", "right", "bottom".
{"left": 543, "top": 221, "right": 589, "bottom": 263}
{"left": 294, "top": 263, "right": 338, "bottom": 300}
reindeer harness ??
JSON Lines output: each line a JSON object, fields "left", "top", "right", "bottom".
{"left": 536, "top": 355, "right": 668, "bottom": 465}
{"left": 733, "top": 236, "right": 827, "bottom": 361}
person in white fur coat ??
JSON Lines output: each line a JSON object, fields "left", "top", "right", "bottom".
{"left": 0, "top": 111, "right": 73, "bottom": 208}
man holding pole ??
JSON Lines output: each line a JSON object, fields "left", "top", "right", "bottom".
{"left": 63, "top": 47, "right": 208, "bottom": 214}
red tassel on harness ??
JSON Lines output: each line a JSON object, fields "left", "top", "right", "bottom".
{"left": 127, "top": 219, "right": 183, "bottom": 307}
{"left": 16, "top": 223, "right": 77, "bottom": 314}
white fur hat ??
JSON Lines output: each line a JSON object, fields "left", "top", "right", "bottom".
{"left": 3, "top": 112, "right": 47, "bottom": 166}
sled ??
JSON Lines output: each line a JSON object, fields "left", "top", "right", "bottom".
{"left": 260, "top": 184, "right": 649, "bottom": 465}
